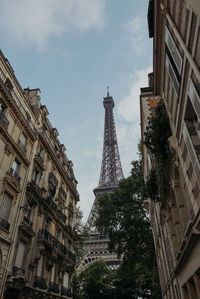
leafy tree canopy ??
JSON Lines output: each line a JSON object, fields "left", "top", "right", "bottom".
{"left": 74, "top": 207, "right": 89, "bottom": 264}
{"left": 94, "top": 160, "right": 161, "bottom": 298}
{"left": 73, "top": 260, "right": 115, "bottom": 299}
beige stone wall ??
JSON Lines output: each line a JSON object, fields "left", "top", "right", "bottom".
{"left": 0, "top": 49, "right": 79, "bottom": 298}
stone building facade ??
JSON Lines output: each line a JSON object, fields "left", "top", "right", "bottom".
{"left": 0, "top": 49, "right": 79, "bottom": 298}
{"left": 140, "top": 0, "right": 200, "bottom": 298}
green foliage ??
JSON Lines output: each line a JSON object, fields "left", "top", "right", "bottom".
{"left": 144, "top": 100, "right": 172, "bottom": 199}
{"left": 73, "top": 260, "right": 115, "bottom": 299}
{"left": 74, "top": 207, "right": 89, "bottom": 264}
{"left": 95, "top": 160, "right": 161, "bottom": 298}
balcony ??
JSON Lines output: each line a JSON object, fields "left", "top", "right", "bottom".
{"left": 46, "top": 196, "right": 57, "bottom": 211}
{"left": 59, "top": 186, "right": 67, "bottom": 200}
{"left": 18, "top": 140, "right": 27, "bottom": 153}
{"left": 27, "top": 181, "right": 43, "bottom": 197}
{"left": 38, "top": 229, "right": 76, "bottom": 263}
{"left": 34, "top": 153, "right": 44, "bottom": 170}
{"left": 61, "top": 287, "right": 72, "bottom": 297}
{"left": 0, "top": 112, "right": 9, "bottom": 130}
{"left": 23, "top": 216, "right": 33, "bottom": 227}
{"left": 49, "top": 282, "right": 59, "bottom": 294}
{"left": 49, "top": 172, "right": 58, "bottom": 187}
{"left": 33, "top": 276, "right": 47, "bottom": 290}
{"left": 0, "top": 217, "right": 10, "bottom": 232}
{"left": 10, "top": 168, "right": 20, "bottom": 182}
{"left": 56, "top": 209, "right": 67, "bottom": 223}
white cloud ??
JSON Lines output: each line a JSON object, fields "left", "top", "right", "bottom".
{"left": 0, "top": 0, "right": 106, "bottom": 50}
{"left": 117, "top": 66, "right": 152, "bottom": 123}
{"left": 116, "top": 66, "right": 152, "bottom": 176}
{"left": 126, "top": 16, "right": 148, "bottom": 56}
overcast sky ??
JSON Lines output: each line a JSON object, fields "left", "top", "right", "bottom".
{"left": 0, "top": 0, "right": 152, "bottom": 222}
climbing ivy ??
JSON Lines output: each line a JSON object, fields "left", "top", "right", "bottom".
{"left": 144, "top": 100, "right": 172, "bottom": 201}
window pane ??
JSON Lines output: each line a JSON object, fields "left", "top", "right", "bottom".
{"left": 0, "top": 192, "right": 13, "bottom": 221}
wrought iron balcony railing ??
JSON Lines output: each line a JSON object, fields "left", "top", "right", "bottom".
{"left": 0, "top": 112, "right": 9, "bottom": 130}
{"left": 49, "top": 282, "right": 59, "bottom": 294}
{"left": 38, "top": 229, "right": 76, "bottom": 263}
{"left": 10, "top": 168, "right": 20, "bottom": 182}
{"left": 46, "top": 196, "right": 57, "bottom": 211}
{"left": 18, "top": 140, "right": 27, "bottom": 153}
{"left": 0, "top": 217, "right": 10, "bottom": 232}
{"left": 61, "top": 287, "right": 72, "bottom": 297}
{"left": 33, "top": 276, "right": 47, "bottom": 290}
{"left": 49, "top": 172, "right": 58, "bottom": 187}
{"left": 59, "top": 186, "right": 67, "bottom": 200}
{"left": 23, "top": 216, "right": 33, "bottom": 227}
{"left": 27, "top": 180, "right": 43, "bottom": 197}
{"left": 56, "top": 209, "right": 67, "bottom": 223}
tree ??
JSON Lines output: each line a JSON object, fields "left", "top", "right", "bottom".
{"left": 73, "top": 260, "right": 115, "bottom": 299}
{"left": 74, "top": 207, "right": 89, "bottom": 264}
{"left": 95, "top": 160, "right": 161, "bottom": 298}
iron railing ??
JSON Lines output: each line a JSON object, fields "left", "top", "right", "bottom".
{"left": 33, "top": 276, "right": 47, "bottom": 290}
{"left": 23, "top": 216, "right": 33, "bottom": 227}
{"left": 49, "top": 282, "right": 59, "bottom": 294}
{"left": 59, "top": 186, "right": 67, "bottom": 200}
{"left": 38, "top": 229, "right": 76, "bottom": 263}
{"left": 10, "top": 168, "right": 20, "bottom": 182}
{"left": 49, "top": 172, "right": 58, "bottom": 187}
{"left": 61, "top": 287, "right": 72, "bottom": 297}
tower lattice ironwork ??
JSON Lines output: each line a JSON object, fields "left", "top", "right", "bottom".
{"left": 78, "top": 90, "right": 124, "bottom": 271}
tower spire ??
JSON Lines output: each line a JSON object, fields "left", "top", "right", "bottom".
{"left": 107, "top": 86, "right": 109, "bottom": 97}
{"left": 79, "top": 90, "right": 124, "bottom": 272}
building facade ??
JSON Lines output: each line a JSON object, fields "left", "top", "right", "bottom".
{"left": 0, "top": 50, "right": 79, "bottom": 298}
{"left": 141, "top": 0, "right": 200, "bottom": 298}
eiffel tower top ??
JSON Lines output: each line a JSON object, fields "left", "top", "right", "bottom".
{"left": 97, "top": 89, "right": 124, "bottom": 191}
{"left": 87, "top": 89, "right": 124, "bottom": 227}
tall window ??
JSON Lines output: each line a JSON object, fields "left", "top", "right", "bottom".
{"left": 0, "top": 101, "right": 7, "bottom": 114}
{"left": 15, "top": 242, "right": 26, "bottom": 269}
{"left": 12, "top": 159, "right": 20, "bottom": 173}
{"left": 18, "top": 133, "right": 27, "bottom": 153}
{"left": 32, "top": 169, "right": 41, "bottom": 185}
{"left": 38, "top": 145, "right": 44, "bottom": 159}
{"left": 37, "top": 255, "right": 43, "bottom": 277}
{"left": 0, "top": 192, "right": 13, "bottom": 222}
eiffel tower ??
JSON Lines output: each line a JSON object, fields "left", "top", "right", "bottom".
{"left": 79, "top": 88, "right": 124, "bottom": 271}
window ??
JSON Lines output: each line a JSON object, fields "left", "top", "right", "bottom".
{"left": 165, "top": 54, "right": 180, "bottom": 96}
{"left": 37, "top": 255, "right": 43, "bottom": 277}
{"left": 0, "top": 192, "right": 13, "bottom": 221}
{"left": 18, "top": 133, "right": 27, "bottom": 153}
{"left": 12, "top": 159, "right": 20, "bottom": 173}
{"left": 15, "top": 242, "right": 26, "bottom": 269}
{"left": 51, "top": 265, "right": 55, "bottom": 282}
{"left": 38, "top": 145, "right": 44, "bottom": 159}
{"left": 165, "top": 27, "right": 182, "bottom": 74}
{"left": 0, "top": 101, "right": 7, "bottom": 114}
{"left": 33, "top": 169, "right": 41, "bottom": 185}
